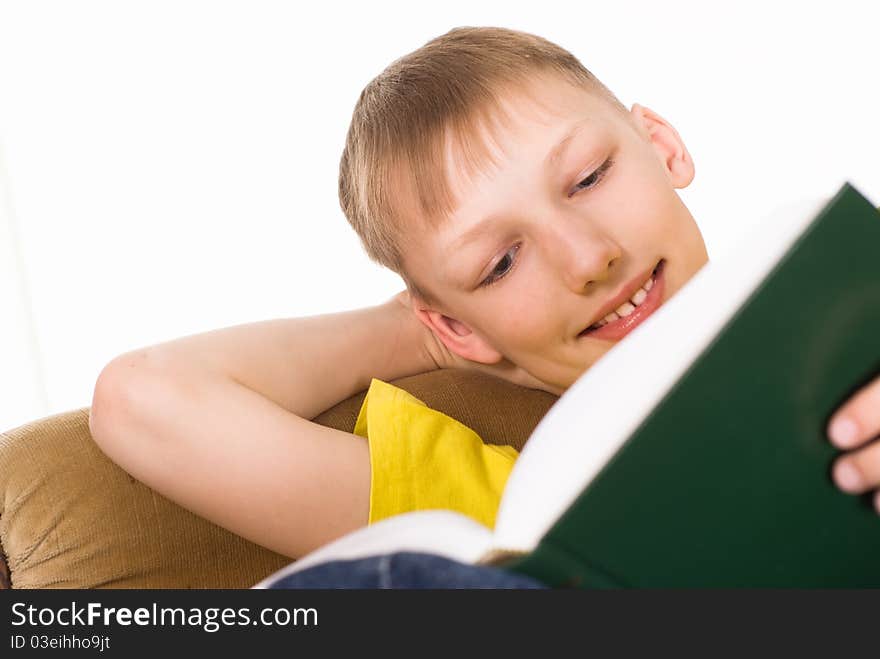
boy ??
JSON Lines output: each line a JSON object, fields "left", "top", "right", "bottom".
{"left": 87, "top": 27, "right": 880, "bottom": 564}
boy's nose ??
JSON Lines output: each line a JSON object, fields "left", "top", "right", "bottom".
{"left": 550, "top": 219, "right": 622, "bottom": 293}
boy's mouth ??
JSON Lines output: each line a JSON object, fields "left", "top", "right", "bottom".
{"left": 578, "top": 259, "right": 666, "bottom": 342}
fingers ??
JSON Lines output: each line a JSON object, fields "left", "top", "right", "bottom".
{"left": 832, "top": 440, "right": 880, "bottom": 514}
{"left": 833, "top": 439, "right": 880, "bottom": 494}
{"left": 827, "top": 377, "right": 880, "bottom": 512}
{"left": 827, "top": 377, "right": 880, "bottom": 449}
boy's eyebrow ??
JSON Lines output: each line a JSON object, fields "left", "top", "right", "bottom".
{"left": 544, "top": 118, "right": 593, "bottom": 168}
{"left": 448, "top": 118, "right": 596, "bottom": 255}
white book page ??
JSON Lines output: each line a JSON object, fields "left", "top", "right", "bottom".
{"left": 492, "top": 195, "right": 828, "bottom": 553}
{"left": 252, "top": 510, "right": 493, "bottom": 588}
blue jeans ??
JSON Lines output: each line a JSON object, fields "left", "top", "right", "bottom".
{"left": 264, "top": 552, "right": 547, "bottom": 589}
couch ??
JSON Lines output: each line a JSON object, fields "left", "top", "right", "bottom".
{"left": 0, "top": 369, "right": 557, "bottom": 589}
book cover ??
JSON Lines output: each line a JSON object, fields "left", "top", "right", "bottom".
{"left": 506, "top": 182, "right": 880, "bottom": 587}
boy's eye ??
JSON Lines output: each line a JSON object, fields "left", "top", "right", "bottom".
{"left": 476, "top": 158, "right": 613, "bottom": 290}
{"left": 569, "top": 157, "right": 614, "bottom": 197}
{"left": 480, "top": 244, "right": 521, "bottom": 288}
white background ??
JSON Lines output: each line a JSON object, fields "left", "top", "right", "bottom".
{"left": 1, "top": 0, "right": 878, "bottom": 431}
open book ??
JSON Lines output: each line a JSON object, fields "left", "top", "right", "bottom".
{"left": 255, "top": 182, "right": 880, "bottom": 588}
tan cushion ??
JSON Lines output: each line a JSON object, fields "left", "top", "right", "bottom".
{"left": 0, "top": 369, "right": 557, "bottom": 588}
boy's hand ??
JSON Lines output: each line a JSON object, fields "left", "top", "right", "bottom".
{"left": 390, "top": 290, "right": 559, "bottom": 395}
{"left": 827, "top": 375, "right": 880, "bottom": 513}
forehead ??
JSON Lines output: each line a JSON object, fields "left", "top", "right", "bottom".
{"left": 442, "top": 76, "right": 607, "bottom": 203}
{"left": 416, "top": 80, "right": 613, "bottom": 263}
{"left": 395, "top": 74, "right": 625, "bottom": 300}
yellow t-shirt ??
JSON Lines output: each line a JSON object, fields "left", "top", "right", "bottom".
{"left": 353, "top": 378, "right": 519, "bottom": 529}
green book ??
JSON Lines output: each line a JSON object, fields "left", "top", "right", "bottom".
{"left": 505, "top": 181, "right": 880, "bottom": 587}
{"left": 255, "top": 182, "right": 880, "bottom": 589}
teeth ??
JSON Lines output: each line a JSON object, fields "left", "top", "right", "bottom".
{"left": 590, "top": 311, "right": 620, "bottom": 330}
{"left": 615, "top": 302, "right": 636, "bottom": 317}
{"left": 585, "top": 266, "right": 660, "bottom": 332}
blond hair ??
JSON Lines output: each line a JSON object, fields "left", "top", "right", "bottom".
{"left": 338, "top": 26, "right": 628, "bottom": 302}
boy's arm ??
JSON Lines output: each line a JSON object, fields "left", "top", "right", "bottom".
{"left": 103, "top": 295, "right": 438, "bottom": 421}
{"left": 88, "top": 296, "right": 436, "bottom": 558}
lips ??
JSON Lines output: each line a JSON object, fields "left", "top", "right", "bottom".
{"left": 578, "top": 259, "right": 666, "bottom": 342}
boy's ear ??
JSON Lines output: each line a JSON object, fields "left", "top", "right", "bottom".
{"left": 410, "top": 303, "right": 504, "bottom": 365}
{"left": 630, "top": 103, "right": 695, "bottom": 188}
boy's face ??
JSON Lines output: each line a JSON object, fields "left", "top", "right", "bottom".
{"left": 403, "top": 74, "right": 709, "bottom": 395}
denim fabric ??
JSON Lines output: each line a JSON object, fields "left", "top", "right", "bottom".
{"left": 265, "top": 552, "right": 547, "bottom": 589}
